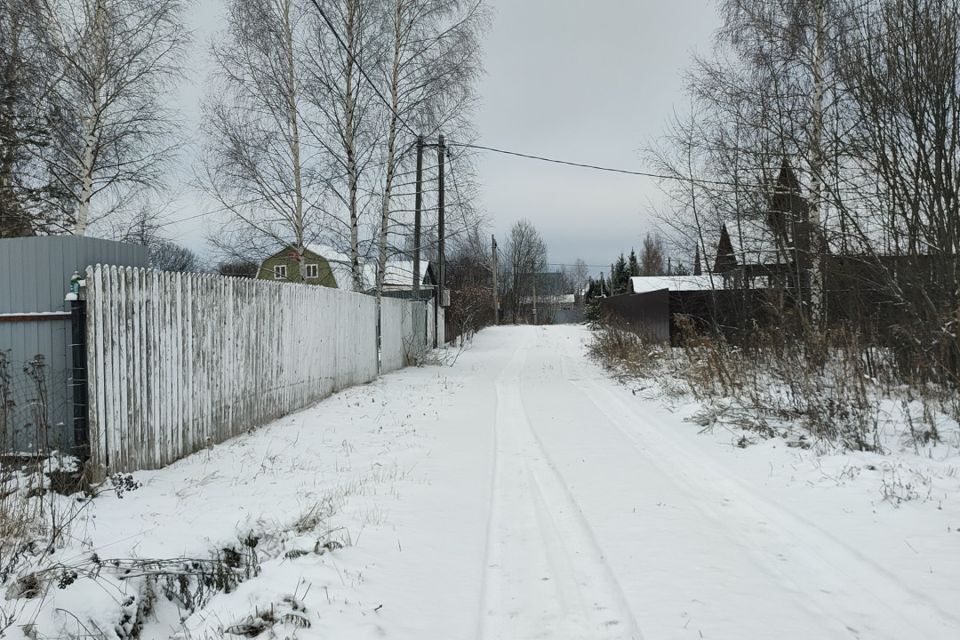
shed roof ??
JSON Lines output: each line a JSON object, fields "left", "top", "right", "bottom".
{"left": 304, "top": 245, "right": 434, "bottom": 291}
{"left": 629, "top": 275, "right": 723, "bottom": 295}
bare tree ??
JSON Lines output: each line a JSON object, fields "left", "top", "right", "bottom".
{"left": 0, "top": 0, "right": 64, "bottom": 236}
{"left": 837, "top": 0, "right": 960, "bottom": 378}
{"left": 216, "top": 258, "right": 259, "bottom": 278}
{"left": 303, "top": 0, "right": 384, "bottom": 291}
{"left": 148, "top": 240, "right": 202, "bottom": 272}
{"left": 202, "top": 0, "right": 321, "bottom": 279}
{"left": 640, "top": 232, "right": 666, "bottom": 276}
{"left": 504, "top": 219, "right": 547, "bottom": 324}
{"left": 569, "top": 258, "right": 590, "bottom": 302}
{"left": 649, "top": 0, "right": 857, "bottom": 317}
{"left": 35, "top": 0, "right": 187, "bottom": 236}
{"left": 652, "top": 0, "right": 960, "bottom": 379}
{"left": 372, "top": 0, "right": 486, "bottom": 304}
{"left": 445, "top": 224, "right": 495, "bottom": 338}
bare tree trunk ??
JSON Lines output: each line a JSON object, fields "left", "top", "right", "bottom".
{"left": 376, "top": 0, "right": 404, "bottom": 306}
{"left": 73, "top": 0, "right": 106, "bottom": 236}
{"left": 342, "top": 0, "right": 363, "bottom": 292}
{"left": 0, "top": 11, "right": 26, "bottom": 236}
{"left": 74, "top": 115, "right": 98, "bottom": 236}
{"left": 808, "top": 0, "right": 827, "bottom": 327}
{"left": 282, "top": 0, "right": 306, "bottom": 279}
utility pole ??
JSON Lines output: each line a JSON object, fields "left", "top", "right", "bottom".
{"left": 532, "top": 275, "right": 538, "bottom": 325}
{"left": 432, "top": 134, "right": 446, "bottom": 347}
{"left": 437, "top": 134, "right": 446, "bottom": 302}
{"left": 809, "top": 0, "right": 826, "bottom": 328}
{"left": 492, "top": 235, "right": 499, "bottom": 325}
{"left": 413, "top": 135, "right": 423, "bottom": 298}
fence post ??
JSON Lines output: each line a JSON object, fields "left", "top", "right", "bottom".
{"left": 70, "top": 298, "right": 89, "bottom": 463}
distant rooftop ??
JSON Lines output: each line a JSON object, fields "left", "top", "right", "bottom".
{"left": 629, "top": 275, "right": 723, "bottom": 295}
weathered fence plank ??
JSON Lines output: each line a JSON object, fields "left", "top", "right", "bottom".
{"left": 85, "top": 267, "right": 435, "bottom": 477}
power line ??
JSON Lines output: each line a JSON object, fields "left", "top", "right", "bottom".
{"left": 545, "top": 262, "right": 614, "bottom": 269}
{"left": 446, "top": 141, "right": 751, "bottom": 187}
{"left": 445, "top": 147, "right": 477, "bottom": 237}
{"left": 308, "top": 0, "right": 419, "bottom": 139}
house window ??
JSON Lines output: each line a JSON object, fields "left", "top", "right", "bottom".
{"left": 274, "top": 264, "right": 288, "bottom": 280}
{"left": 304, "top": 264, "right": 319, "bottom": 279}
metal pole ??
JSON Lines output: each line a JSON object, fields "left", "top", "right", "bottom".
{"left": 70, "top": 299, "right": 89, "bottom": 462}
{"left": 435, "top": 134, "right": 446, "bottom": 347}
{"left": 532, "top": 274, "right": 538, "bottom": 325}
{"left": 413, "top": 135, "right": 423, "bottom": 298}
{"left": 492, "top": 234, "right": 499, "bottom": 325}
{"left": 438, "top": 134, "right": 446, "bottom": 302}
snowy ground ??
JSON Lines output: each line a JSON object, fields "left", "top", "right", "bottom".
{"left": 5, "top": 325, "right": 960, "bottom": 639}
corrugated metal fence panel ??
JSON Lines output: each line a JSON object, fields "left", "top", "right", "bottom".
{"left": 86, "top": 266, "right": 392, "bottom": 476}
{"left": 412, "top": 302, "right": 428, "bottom": 353}
{"left": 424, "top": 301, "right": 446, "bottom": 347}
{"left": 0, "top": 236, "right": 147, "bottom": 314}
{"left": 427, "top": 301, "right": 436, "bottom": 347}
{"left": 438, "top": 306, "right": 446, "bottom": 346}
{"left": 0, "top": 237, "right": 148, "bottom": 454}
{"left": 381, "top": 297, "right": 409, "bottom": 373}
{"left": 0, "top": 322, "right": 69, "bottom": 452}
{"left": 599, "top": 291, "right": 671, "bottom": 343}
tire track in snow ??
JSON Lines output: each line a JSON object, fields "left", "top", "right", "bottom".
{"left": 476, "top": 331, "right": 644, "bottom": 640}
{"left": 559, "top": 349, "right": 960, "bottom": 639}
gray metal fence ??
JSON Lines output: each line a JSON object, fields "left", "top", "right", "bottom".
{"left": 0, "top": 237, "right": 147, "bottom": 454}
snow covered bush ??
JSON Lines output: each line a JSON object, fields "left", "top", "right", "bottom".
{"left": 0, "top": 455, "right": 85, "bottom": 634}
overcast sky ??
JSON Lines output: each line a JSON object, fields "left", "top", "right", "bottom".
{"left": 473, "top": 0, "right": 718, "bottom": 275}
{"left": 168, "top": 0, "right": 719, "bottom": 275}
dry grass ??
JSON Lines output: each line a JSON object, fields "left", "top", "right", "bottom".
{"left": 587, "top": 324, "right": 672, "bottom": 381}
{"left": 0, "top": 455, "right": 87, "bottom": 635}
{"left": 589, "top": 321, "right": 960, "bottom": 452}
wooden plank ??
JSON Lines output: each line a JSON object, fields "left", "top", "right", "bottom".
{"left": 175, "top": 272, "right": 184, "bottom": 460}
{"left": 135, "top": 269, "right": 148, "bottom": 469}
{"left": 86, "top": 266, "right": 102, "bottom": 475}
{"left": 118, "top": 268, "right": 130, "bottom": 472}
{"left": 130, "top": 269, "right": 141, "bottom": 470}
{"left": 109, "top": 267, "right": 122, "bottom": 473}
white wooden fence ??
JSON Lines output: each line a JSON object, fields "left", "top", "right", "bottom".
{"left": 85, "top": 266, "right": 441, "bottom": 477}
{"left": 380, "top": 297, "right": 436, "bottom": 373}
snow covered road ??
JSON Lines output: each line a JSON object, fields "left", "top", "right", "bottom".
{"left": 473, "top": 327, "right": 959, "bottom": 640}
{"left": 16, "top": 325, "right": 959, "bottom": 639}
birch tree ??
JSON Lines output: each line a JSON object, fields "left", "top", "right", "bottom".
{"left": 203, "top": 0, "right": 320, "bottom": 278}
{"left": 651, "top": 0, "right": 849, "bottom": 320}
{"left": 35, "top": 0, "right": 187, "bottom": 236}
{"left": 372, "top": 0, "right": 486, "bottom": 303}
{"left": 304, "top": 0, "right": 383, "bottom": 291}
{"left": 0, "top": 0, "right": 62, "bottom": 236}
